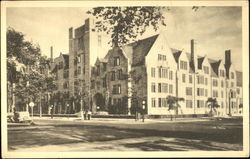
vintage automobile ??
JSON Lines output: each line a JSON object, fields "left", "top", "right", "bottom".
{"left": 11, "top": 111, "right": 32, "bottom": 123}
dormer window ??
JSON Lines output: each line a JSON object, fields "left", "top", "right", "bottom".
{"left": 180, "top": 60, "right": 188, "bottom": 70}
{"left": 203, "top": 66, "right": 209, "bottom": 74}
{"left": 219, "top": 70, "right": 225, "bottom": 77}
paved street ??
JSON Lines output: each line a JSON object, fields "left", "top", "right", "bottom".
{"left": 8, "top": 117, "right": 243, "bottom": 151}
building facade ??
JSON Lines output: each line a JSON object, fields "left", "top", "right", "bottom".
{"left": 90, "top": 33, "right": 243, "bottom": 116}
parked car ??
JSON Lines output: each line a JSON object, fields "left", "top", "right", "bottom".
{"left": 13, "top": 111, "right": 32, "bottom": 123}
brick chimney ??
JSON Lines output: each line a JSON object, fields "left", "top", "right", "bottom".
{"left": 225, "top": 50, "right": 231, "bottom": 67}
{"left": 50, "top": 46, "right": 53, "bottom": 62}
{"left": 191, "top": 39, "right": 197, "bottom": 71}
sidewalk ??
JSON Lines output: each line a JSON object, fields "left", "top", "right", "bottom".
{"left": 31, "top": 116, "right": 212, "bottom": 124}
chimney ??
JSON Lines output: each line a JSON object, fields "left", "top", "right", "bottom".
{"left": 69, "top": 27, "right": 73, "bottom": 39}
{"left": 50, "top": 46, "right": 53, "bottom": 62}
{"left": 191, "top": 39, "right": 197, "bottom": 71}
{"left": 225, "top": 50, "right": 231, "bottom": 67}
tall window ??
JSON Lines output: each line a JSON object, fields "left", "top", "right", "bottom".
{"left": 212, "top": 79, "right": 218, "bottom": 87}
{"left": 197, "top": 88, "right": 204, "bottom": 96}
{"left": 151, "top": 67, "right": 155, "bottom": 77}
{"left": 186, "top": 100, "right": 193, "bottom": 108}
{"left": 203, "top": 66, "right": 209, "bottom": 74}
{"left": 231, "top": 72, "right": 234, "bottom": 79}
{"left": 151, "top": 83, "right": 156, "bottom": 92}
{"left": 152, "top": 98, "right": 156, "bottom": 107}
{"left": 189, "top": 75, "right": 192, "bottom": 83}
{"left": 220, "top": 70, "right": 225, "bottom": 77}
{"left": 231, "top": 82, "right": 234, "bottom": 87}
{"left": 205, "top": 89, "right": 208, "bottom": 97}
{"left": 182, "top": 74, "right": 186, "bottom": 83}
{"left": 103, "top": 76, "right": 107, "bottom": 88}
{"left": 158, "top": 67, "right": 161, "bottom": 78}
{"left": 205, "top": 78, "right": 208, "bottom": 85}
{"left": 221, "top": 81, "right": 224, "bottom": 87}
{"left": 158, "top": 98, "right": 162, "bottom": 107}
{"left": 111, "top": 71, "right": 116, "bottom": 81}
{"left": 221, "top": 91, "right": 224, "bottom": 98}
{"left": 158, "top": 83, "right": 161, "bottom": 93}
{"left": 112, "top": 84, "right": 121, "bottom": 94}
{"left": 162, "top": 83, "right": 168, "bottom": 93}
{"left": 117, "top": 69, "right": 122, "bottom": 80}
{"left": 197, "top": 100, "right": 204, "bottom": 108}
{"left": 169, "top": 70, "right": 173, "bottom": 80}
{"left": 186, "top": 87, "right": 192, "bottom": 96}
{"left": 180, "top": 60, "right": 188, "bottom": 70}
{"left": 169, "top": 84, "right": 173, "bottom": 94}
{"left": 213, "top": 90, "right": 218, "bottom": 97}
{"left": 114, "top": 57, "right": 120, "bottom": 66}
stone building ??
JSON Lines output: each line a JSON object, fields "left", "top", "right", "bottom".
{"left": 90, "top": 33, "right": 243, "bottom": 116}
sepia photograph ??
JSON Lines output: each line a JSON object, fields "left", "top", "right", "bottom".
{"left": 1, "top": 0, "right": 249, "bottom": 158}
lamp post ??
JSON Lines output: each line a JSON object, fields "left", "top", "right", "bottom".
{"left": 142, "top": 100, "right": 146, "bottom": 122}
{"left": 228, "top": 89, "right": 233, "bottom": 116}
{"left": 29, "top": 102, "right": 35, "bottom": 121}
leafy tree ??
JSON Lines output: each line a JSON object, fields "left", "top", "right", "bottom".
{"left": 87, "top": 7, "right": 167, "bottom": 47}
{"left": 206, "top": 97, "right": 220, "bottom": 116}
{"left": 7, "top": 27, "right": 56, "bottom": 113}
{"left": 166, "top": 95, "right": 184, "bottom": 120}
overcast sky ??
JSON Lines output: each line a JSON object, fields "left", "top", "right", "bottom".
{"left": 6, "top": 7, "right": 242, "bottom": 71}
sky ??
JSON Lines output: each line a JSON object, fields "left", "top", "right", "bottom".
{"left": 6, "top": 7, "right": 242, "bottom": 71}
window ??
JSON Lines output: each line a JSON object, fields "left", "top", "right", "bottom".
{"left": 91, "top": 80, "right": 95, "bottom": 89}
{"left": 117, "top": 69, "right": 122, "bottom": 80}
{"left": 231, "top": 82, "right": 234, "bottom": 87}
{"left": 158, "top": 83, "right": 161, "bottom": 93}
{"left": 111, "top": 71, "right": 115, "bottom": 81}
{"left": 158, "top": 67, "right": 161, "bottom": 78}
{"left": 221, "top": 91, "right": 224, "bottom": 98}
{"left": 221, "top": 81, "right": 224, "bottom": 87}
{"left": 186, "top": 87, "right": 192, "bottom": 96}
{"left": 63, "top": 82, "right": 69, "bottom": 89}
{"left": 180, "top": 60, "right": 188, "bottom": 70}
{"left": 114, "top": 57, "right": 120, "bottom": 66}
{"left": 186, "top": 100, "right": 193, "bottom": 108}
{"left": 226, "top": 81, "right": 229, "bottom": 87}
{"left": 152, "top": 98, "right": 156, "bottom": 107}
{"left": 203, "top": 66, "right": 209, "bottom": 74}
{"left": 77, "top": 55, "right": 81, "bottom": 63}
{"left": 158, "top": 54, "right": 166, "bottom": 61}
{"left": 221, "top": 102, "right": 224, "bottom": 108}
{"left": 197, "top": 88, "right": 204, "bottom": 96}
{"left": 97, "top": 65, "right": 100, "bottom": 75}
{"left": 182, "top": 74, "right": 186, "bottom": 83}
{"left": 237, "top": 88, "right": 240, "bottom": 94}
{"left": 231, "top": 72, "right": 234, "bottom": 79}
{"left": 103, "top": 76, "right": 107, "bottom": 88}
{"left": 220, "top": 70, "right": 225, "bottom": 77}
{"left": 151, "top": 67, "right": 155, "bottom": 77}
{"left": 59, "top": 62, "right": 63, "bottom": 69}
{"left": 151, "top": 83, "right": 156, "bottom": 92}
{"left": 213, "top": 90, "right": 218, "bottom": 97}
{"left": 162, "top": 68, "right": 168, "bottom": 78}
{"left": 103, "top": 63, "right": 107, "bottom": 71}
{"left": 212, "top": 79, "right": 218, "bottom": 87}
{"left": 158, "top": 98, "right": 162, "bottom": 107}
{"left": 169, "top": 70, "right": 173, "bottom": 80}
{"left": 162, "top": 98, "right": 167, "bottom": 107}
{"left": 63, "top": 70, "right": 69, "bottom": 78}
{"left": 205, "top": 78, "right": 208, "bottom": 85}
{"left": 205, "top": 89, "right": 208, "bottom": 97}
{"left": 189, "top": 75, "right": 192, "bottom": 83}
{"left": 169, "top": 84, "right": 173, "bottom": 94}
{"left": 77, "top": 66, "right": 81, "bottom": 74}
{"left": 162, "top": 83, "right": 168, "bottom": 93}
{"left": 197, "top": 100, "right": 204, "bottom": 108}
{"left": 197, "top": 75, "right": 204, "bottom": 84}
{"left": 112, "top": 84, "right": 121, "bottom": 94}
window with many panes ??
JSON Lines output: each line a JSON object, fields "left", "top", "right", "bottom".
{"left": 151, "top": 83, "right": 156, "bottom": 92}
{"left": 189, "top": 75, "right": 192, "bottom": 83}
{"left": 203, "top": 66, "right": 209, "bottom": 74}
{"left": 169, "top": 70, "right": 173, "bottom": 80}
{"left": 151, "top": 67, "right": 155, "bottom": 77}
{"left": 152, "top": 98, "right": 156, "bottom": 107}
{"left": 169, "top": 84, "right": 173, "bottom": 94}
{"left": 182, "top": 74, "right": 186, "bottom": 83}
{"left": 212, "top": 79, "right": 218, "bottom": 87}
{"left": 180, "top": 60, "right": 188, "bottom": 70}
{"left": 112, "top": 84, "right": 121, "bottom": 94}
{"left": 186, "top": 100, "right": 193, "bottom": 108}
{"left": 158, "top": 98, "right": 162, "bottom": 107}
{"left": 186, "top": 87, "right": 192, "bottom": 96}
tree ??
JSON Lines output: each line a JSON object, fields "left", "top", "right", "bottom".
{"left": 87, "top": 7, "right": 167, "bottom": 47}
{"left": 166, "top": 95, "right": 184, "bottom": 121}
{"left": 206, "top": 97, "right": 220, "bottom": 116}
{"left": 7, "top": 27, "right": 56, "bottom": 113}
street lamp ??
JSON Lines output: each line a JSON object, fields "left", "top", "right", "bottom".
{"left": 29, "top": 102, "right": 35, "bottom": 121}
{"left": 142, "top": 100, "right": 146, "bottom": 122}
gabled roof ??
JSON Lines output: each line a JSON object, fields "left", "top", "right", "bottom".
{"left": 171, "top": 48, "right": 182, "bottom": 63}
{"left": 236, "top": 71, "right": 242, "bottom": 87}
{"left": 129, "top": 34, "right": 159, "bottom": 66}
{"left": 198, "top": 57, "right": 205, "bottom": 69}
{"left": 208, "top": 59, "right": 222, "bottom": 77}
